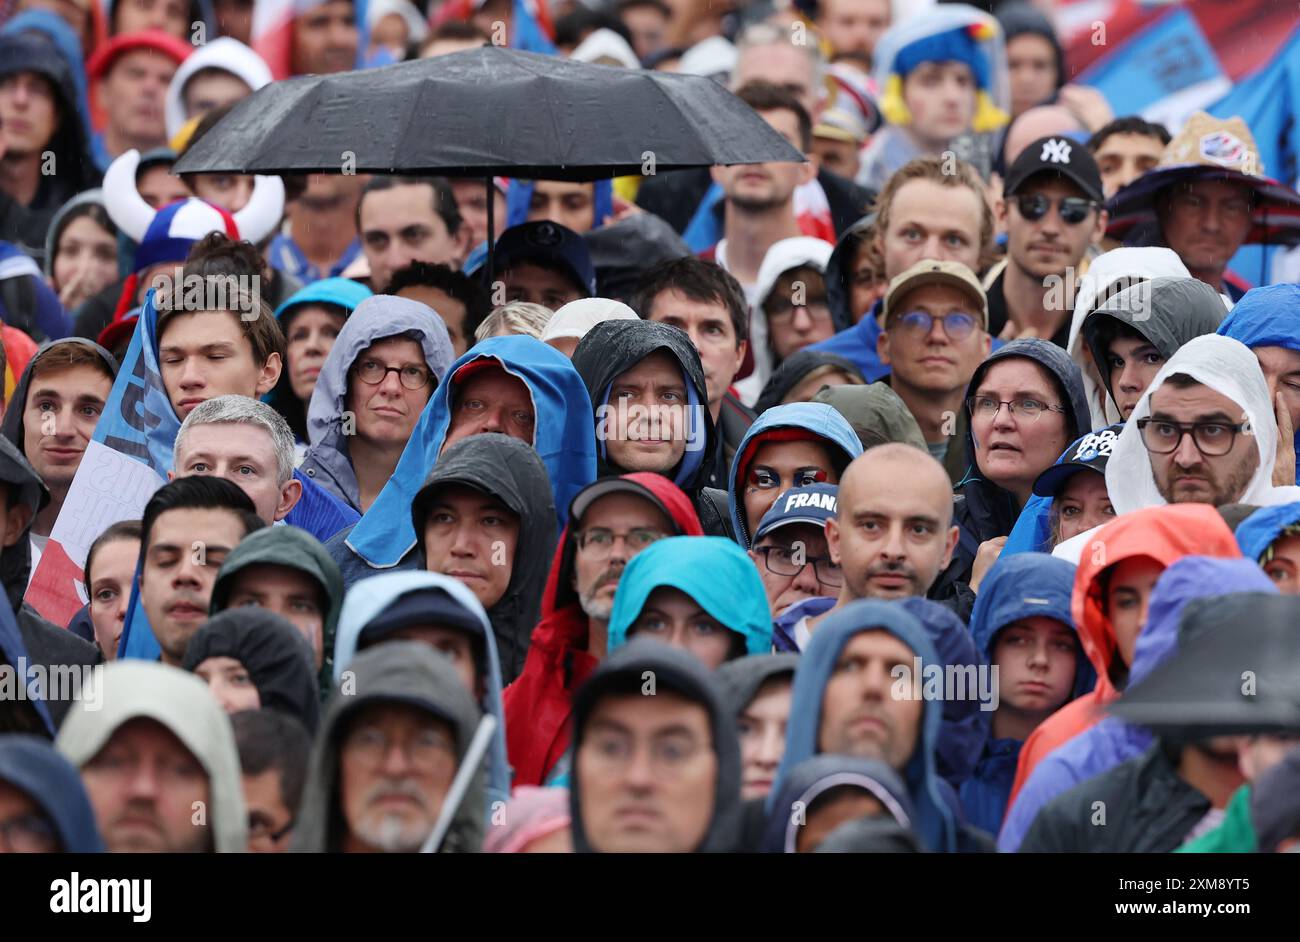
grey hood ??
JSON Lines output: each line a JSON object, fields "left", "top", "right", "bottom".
{"left": 56, "top": 660, "right": 248, "bottom": 853}
{"left": 410, "top": 433, "right": 557, "bottom": 684}
{"left": 0, "top": 434, "right": 49, "bottom": 612}
{"left": 42, "top": 190, "right": 109, "bottom": 279}
{"left": 1082, "top": 276, "right": 1227, "bottom": 419}
{"left": 292, "top": 641, "right": 484, "bottom": 853}
{"left": 302, "top": 295, "right": 455, "bottom": 512}
{"left": 716, "top": 652, "right": 800, "bottom": 717}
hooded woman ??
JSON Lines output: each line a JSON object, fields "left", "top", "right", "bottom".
{"left": 268, "top": 277, "right": 373, "bottom": 450}
{"left": 300, "top": 294, "right": 454, "bottom": 514}
{"left": 182, "top": 608, "right": 321, "bottom": 734}
{"left": 960, "top": 553, "right": 1092, "bottom": 835}
{"left": 43, "top": 190, "right": 119, "bottom": 311}
{"left": 604, "top": 535, "right": 772, "bottom": 669}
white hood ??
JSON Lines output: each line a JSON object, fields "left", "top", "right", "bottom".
{"left": 733, "top": 236, "right": 835, "bottom": 407}
{"left": 165, "top": 37, "right": 273, "bottom": 141}
{"left": 1105, "top": 334, "right": 1278, "bottom": 515}
{"left": 1065, "top": 247, "right": 1190, "bottom": 428}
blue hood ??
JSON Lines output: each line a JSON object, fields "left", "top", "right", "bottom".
{"left": 968, "top": 552, "right": 1094, "bottom": 700}
{"left": 727, "top": 402, "right": 863, "bottom": 548}
{"left": 895, "top": 597, "right": 992, "bottom": 791}
{"left": 1218, "top": 284, "right": 1300, "bottom": 482}
{"left": 997, "top": 555, "right": 1276, "bottom": 851}
{"left": 330, "top": 570, "right": 510, "bottom": 806}
{"left": 760, "top": 754, "right": 917, "bottom": 853}
{"left": 1236, "top": 501, "right": 1300, "bottom": 563}
{"left": 345, "top": 335, "right": 596, "bottom": 568}
{"left": 302, "top": 295, "right": 455, "bottom": 511}
{"left": 273, "top": 276, "right": 373, "bottom": 321}
{"left": 606, "top": 536, "right": 772, "bottom": 655}
{"left": 0, "top": 735, "right": 103, "bottom": 852}
{"left": 772, "top": 599, "right": 958, "bottom": 852}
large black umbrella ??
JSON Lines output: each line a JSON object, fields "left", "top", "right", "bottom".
{"left": 173, "top": 46, "right": 805, "bottom": 271}
{"left": 1108, "top": 592, "right": 1300, "bottom": 739}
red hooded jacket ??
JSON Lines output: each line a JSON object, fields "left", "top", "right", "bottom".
{"left": 503, "top": 472, "right": 703, "bottom": 786}
{"left": 1005, "top": 504, "right": 1241, "bottom": 810}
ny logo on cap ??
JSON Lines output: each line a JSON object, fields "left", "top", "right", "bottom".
{"left": 1041, "top": 139, "right": 1072, "bottom": 164}
{"left": 528, "top": 222, "right": 563, "bottom": 246}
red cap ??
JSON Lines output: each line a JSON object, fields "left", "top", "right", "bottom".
{"left": 87, "top": 29, "right": 193, "bottom": 80}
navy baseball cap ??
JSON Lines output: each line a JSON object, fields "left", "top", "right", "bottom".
{"left": 1033, "top": 424, "right": 1123, "bottom": 498}
{"left": 1004, "top": 135, "right": 1104, "bottom": 204}
{"left": 358, "top": 588, "right": 484, "bottom": 645}
{"left": 753, "top": 483, "right": 839, "bottom": 541}
{"left": 482, "top": 220, "right": 596, "bottom": 298}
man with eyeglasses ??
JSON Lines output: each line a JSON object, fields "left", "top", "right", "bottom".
{"left": 504, "top": 473, "right": 704, "bottom": 787}
{"left": 748, "top": 483, "right": 842, "bottom": 630}
{"left": 1105, "top": 335, "right": 1282, "bottom": 515}
{"left": 987, "top": 136, "right": 1108, "bottom": 347}
{"left": 877, "top": 259, "right": 992, "bottom": 471}
{"left": 291, "top": 642, "right": 486, "bottom": 853}
{"left": 0, "top": 735, "right": 104, "bottom": 853}
{"left": 1106, "top": 112, "right": 1300, "bottom": 302}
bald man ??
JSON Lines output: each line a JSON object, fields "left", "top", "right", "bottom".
{"left": 827, "top": 441, "right": 959, "bottom": 597}
{"left": 1001, "top": 105, "right": 1085, "bottom": 168}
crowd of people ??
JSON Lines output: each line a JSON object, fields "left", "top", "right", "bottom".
{"left": 0, "top": 0, "right": 1299, "bottom": 856}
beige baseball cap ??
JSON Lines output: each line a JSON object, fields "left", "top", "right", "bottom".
{"left": 878, "top": 259, "right": 989, "bottom": 331}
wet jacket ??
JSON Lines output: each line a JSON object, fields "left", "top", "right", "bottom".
{"left": 208, "top": 524, "right": 343, "bottom": 699}
{"left": 773, "top": 600, "right": 959, "bottom": 852}
{"left": 182, "top": 608, "right": 321, "bottom": 733}
{"left": 0, "top": 434, "right": 101, "bottom": 731}
{"left": 330, "top": 570, "right": 511, "bottom": 807}
{"left": 761, "top": 754, "right": 918, "bottom": 853}
{"left": 999, "top": 504, "right": 1242, "bottom": 847}
{"left": 1000, "top": 557, "right": 1273, "bottom": 849}
{"left": 959, "top": 553, "right": 1088, "bottom": 836}
{"left": 1081, "top": 276, "right": 1226, "bottom": 422}
{"left": 811, "top": 381, "right": 929, "bottom": 453}
{"left": 936, "top": 339, "right": 1090, "bottom": 598}
{"left": 1217, "top": 284, "right": 1300, "bottom": 483}
{"left": 723, "top": 402, "right": 862, "bottom": 549}
{"left": 339, "top": 335, "right": 595, "bottom": 575}
{"left": 569, "top": 640, "right": 743, "bottom": 852}
{"left": 1018, "top": 741, "right": 1211, "bottom": 853}
{"left": 408, "top": 433, "right": 557, "bottom": 683}
{"left": 300, "top": 295, "right": 454, "bottom": 514}
{"left": 0, "top": 735, "right": 103, "bottom": 851}
{"left": 56, "top": 660, "right": 247, "bottom": 852}
{"left": 291, "top": 642, "right": 484, "bottom": 853}
{"left": 605, "top": 536, "right": 773, "bottom": 655}
{"left": 504, "top": 472, "right": 703, "bottom": 787}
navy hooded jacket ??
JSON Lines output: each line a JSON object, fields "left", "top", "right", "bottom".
{"left": 0, "top": 735, "right": 103, "bottom": 851}
{"left": 771, "top": 599, "right": 959, "bottom": 852}
{"left": 958, "top": 553, "right": 1089, "bottom": 835}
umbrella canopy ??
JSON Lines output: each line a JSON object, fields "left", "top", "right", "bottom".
{"left": 1108, "top": 592, "right": 1300, "bottom": 739}
{"left": 172, "top": 45, "right": 806, "bottom": 181}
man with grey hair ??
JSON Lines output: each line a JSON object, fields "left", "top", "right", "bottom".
{"left": 171, "top": 395, "right": 303, "bottom": 525}
{"left": 731, "top": 20, "right": 828, "bottom": 121}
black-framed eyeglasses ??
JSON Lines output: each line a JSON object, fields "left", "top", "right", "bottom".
{"left": 753, "top": 545, "right": 843, "bottom": 587}
{"left": 1136, "top": 418, "right": 1249, "bottom": 457}
{"left": 248, "top": 814, "right": 296, "bottom": 845}
{"left": 890, "top": 310, "right": 978, "bottom": 341}
{"left": 765, "top": 297, "right": 832, "bottom": 322}
{"left": 574, "top": 527, "right": 665, "bottom": 557}
{"left": 967, "top": 395, "right": 1066, "bottom": 422}
{"left": 1014, "top": 193, "right": 1099, "bottom": 225}
{"left": 353, "top": 358, "right": 433, "bottom": 390}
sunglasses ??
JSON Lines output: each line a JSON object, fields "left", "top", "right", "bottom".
{"left": 1014, "top": 193, "right": 1099, "bottom": 225}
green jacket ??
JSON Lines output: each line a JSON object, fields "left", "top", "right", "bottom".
{"left": 1176, "top": 786, "right": 1257, "bottom": 853}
